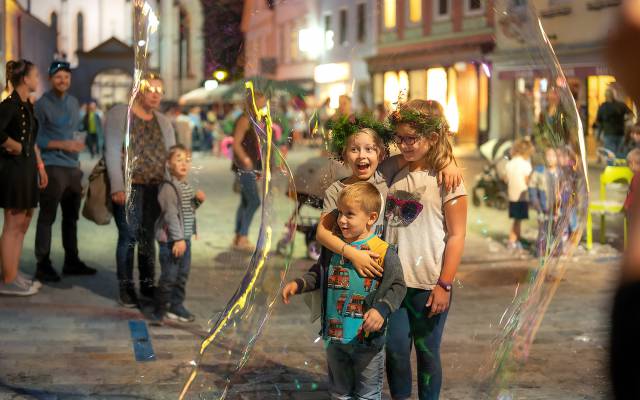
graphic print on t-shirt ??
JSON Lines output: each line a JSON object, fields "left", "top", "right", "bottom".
{"left": 385, "top": 188, "right": 426, "bottom": 227}
{"left": 324, "top": 236, "right": 383, "bottom": 344}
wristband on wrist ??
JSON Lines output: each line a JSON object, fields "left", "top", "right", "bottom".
{"left": 436, "top": 278, "right": 452, "bottom": 292}
{"left": 340, "top": 242, "right": 347, "bottom": 256}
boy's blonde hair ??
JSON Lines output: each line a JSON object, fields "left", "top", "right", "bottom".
{"left": 511, "top": 138, "right": 535, "bottom": 157}
{"left": 338, "top": 181, "right": 381, "bottom": 215}
{"left": 342, "top": 128, "right": 385, "bottom": 161}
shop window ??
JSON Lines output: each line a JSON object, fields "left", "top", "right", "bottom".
{"left": 339, "top": 9, "right": 348, "bottom": 45}
{"left": 409, "top": 0, "right": 422, "bottom": 23}
{"left": 426, "top": 67, "right": 447, "bottom": 106}
{"left": 384, "top": 0, "right": 396, "bottom": 28}
{"left": 384, "top": 71, "right": 399, "bottom": 104}
{"left": 357, "top": 3, "right": 366, "bottom": 42}
{"left": 435, "top": 0, "right": 451, "bottom": 20}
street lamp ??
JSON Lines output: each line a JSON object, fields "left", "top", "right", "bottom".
{"left": 213, "top": 70, "right": 228, "bottom": 81}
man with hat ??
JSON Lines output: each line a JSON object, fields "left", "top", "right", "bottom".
{"left": 34, "top": 60, "right": 96, "bottom": 282}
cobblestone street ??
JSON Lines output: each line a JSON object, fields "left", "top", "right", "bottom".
{"left": 0, "top": 148, "right": 619, "bottom": 399}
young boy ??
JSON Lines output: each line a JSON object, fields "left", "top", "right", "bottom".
{"left": 282, "top": 182, "right": 406, "bottom": 399}
{"left": 151, "top": 144, "right": 205, "bottom": 324}
{"left": 505, "top": 138, "right": 535, "bottom": 249}
{"left": 529, "top": 147, "right": 561, "bottom": 257}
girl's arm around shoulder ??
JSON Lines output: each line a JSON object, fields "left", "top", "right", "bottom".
{"left": 373, "top": 247, "right": 407, "bottom": 319}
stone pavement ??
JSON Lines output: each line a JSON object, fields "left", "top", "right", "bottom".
{"left": 0, "top": 147, "right": 621, "bottom": 399}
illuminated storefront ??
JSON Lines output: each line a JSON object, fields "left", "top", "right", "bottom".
{"left": 371, "top": 61, "right": 490, "bottom": 145}
{"left": 496, "top": 65, "right": 636, "bottom": 158}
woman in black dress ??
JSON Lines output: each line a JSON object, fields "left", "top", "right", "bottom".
{"left": 0, "top": 59, "right": 48, "bottom": 296}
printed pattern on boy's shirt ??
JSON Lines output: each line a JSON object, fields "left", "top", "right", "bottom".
{"left": 179, "top": 181, "right": 195, "bottom": 238}
{"left": 325, "top": 239, "right": 381, "bottom": 344}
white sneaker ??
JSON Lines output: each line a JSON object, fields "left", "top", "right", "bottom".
{"left": 17, "top": 271, "right": 42, "bottom": 290}
{"left": 0, "top": 278, "right": 39, "bottom": 296}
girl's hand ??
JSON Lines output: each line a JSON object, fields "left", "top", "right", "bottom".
{"left": 426, "top": 286, "right": 451, "bottom": 317}
{"left": 172, "top": 240, "right": 187, "bottom": 257}
{"left": 38, "top": 167, "right": 48, "bottom": 189}
{"left": 438, "top": 162, "right": 464, "bottom": 193}
{"left": 2, "top": 137, "right": 22, "bottom": 155}
{"left": 195, "top": 190, "right": 206, "bottom": 203}
{"left": 362, "top": 309, "right": 384, "bottom": 333}
{"left": 111, "top": 191, "right": 126, "bottom": 206}
{"left": 347, "top": 247, "right": 382, "bottom": 278}
{"left": 281, "top": 281, "right": 299, "bottom": 304}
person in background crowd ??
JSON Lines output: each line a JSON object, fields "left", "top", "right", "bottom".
{"left": 505, "top": 138, "right": 535, "bottom": 250}
{"left": 175, "top": 109, "right": 193, "bottom": 151}
{"left": 231, "top": 91, "right": 264, "bottom": 251}
{"left": 188, "top": 107, "right": 202, "bottom": 152}
{"left": 0, "top": 59, "right": 48, "bottom": 296}
{"left": 82, "top": 100, "right": 103, "bottom": 158}
{"left": 34, "top": 60, "right": 95, "bottom": 282}
{"left": 594, "top": 87, "right": 633, "bottom": 158}
{"left": 104, "top": 73, "right": 175, "bottom": 308}
{"left": 204, "top": 104, "right": 221, "bottom": 156}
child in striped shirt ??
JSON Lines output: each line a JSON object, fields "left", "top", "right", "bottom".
{"left": 151, "top": 144, "right": 205, "bottom": 324}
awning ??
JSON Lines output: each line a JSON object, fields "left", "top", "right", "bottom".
{"left": 366, "top": 34, "right": 494, "bottom": 73}
{"left": 497, "top": 64, "right": 612, "bottom": 80}
{"left": 178, "top": 84, "right": 232, "bottom": 105}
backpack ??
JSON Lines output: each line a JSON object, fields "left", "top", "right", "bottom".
{"left": 82, "top": 158, "right": 113, "bottom": 225}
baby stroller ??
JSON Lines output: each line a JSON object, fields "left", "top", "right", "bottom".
{"left": 277, "top": 155, "right": 350, "bottom": 260}
{"left": 472, "top": 138, "right": 512, "bottom": 210}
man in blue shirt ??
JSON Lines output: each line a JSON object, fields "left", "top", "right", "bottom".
{"left": 34, "top": 61, "right": 96, "bottom": 282}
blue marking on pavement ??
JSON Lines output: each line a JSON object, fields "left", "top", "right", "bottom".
{"left": 128, "top": 320, "right": 156, "bottom": 362}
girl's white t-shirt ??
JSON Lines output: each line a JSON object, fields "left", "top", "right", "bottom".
{"left": 384, "top": 166, "right": 466, "bottom": 290}
{"left": 505, "top": 156, "right": 533, "bottom": 202}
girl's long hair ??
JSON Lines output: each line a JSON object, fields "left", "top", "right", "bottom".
{"left": 399, "top": 99, "right": 454, "bottom": 171}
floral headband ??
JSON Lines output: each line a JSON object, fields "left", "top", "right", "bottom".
{"left": 388, "top": 105, "right": 449, "bottom": 136}
{"left": 325, "top": 113, "right": 394, "bottom": 161}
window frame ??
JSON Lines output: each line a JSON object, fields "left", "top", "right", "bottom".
{"left": 433, "top": 0, "right": 451, "bottom": 21}
{"left": 406, "top": 0, "right": 422, "bottom": 26}
{"left": 464, "top": 0, "right": 485, "bottom": 16}
{"left": 339, "top": 8, "right": 348, "bottom": 46}
{"left": 356, "top": 3, "right": 366, "bottom": 43}
{"left": 383, "top": 0, "right": 397, "bottom": 30}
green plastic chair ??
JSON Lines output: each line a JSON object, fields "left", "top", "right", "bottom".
{"left": 586, "top": 165, "right": 634, "bottom": 250}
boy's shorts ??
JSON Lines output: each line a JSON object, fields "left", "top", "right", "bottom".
{"left": 509, "top": 201, "right": 529, "bottom": 220}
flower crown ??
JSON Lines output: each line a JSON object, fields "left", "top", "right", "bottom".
{"left": 326, "top": 113, "right": 394, "bottom": 161}
{"left": 388, "top": 106, "right": 449, "bottom": 136}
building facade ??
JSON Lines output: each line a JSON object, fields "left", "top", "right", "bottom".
{"left": 241, "top": 0, "right": 317, "bottom": 86}
{"left": 1, "top": 0, "right": 57, "bottom": 99}
{"left": 366, "top": 0, "right": 495, "bottom": 145}
{"left": 11, "top": 0, "right": 204, "bottom": 104}
{"left": 490, "top": 0, "right": 623, "bottom": 153}
{"left": 314, "top": 0, "right": 378, "bottom": 111}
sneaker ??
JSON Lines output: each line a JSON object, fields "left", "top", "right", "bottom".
{"left": 0, "top": 278, "right": 39, "bottom": 296}
{"left": 17, "top": 272, "right": 42, "bottom": 290}
{"left": 118, "top": 287, "right": 138, "bottom": 308}
{"left": 166, "top": 305, "right": 196, "bottom": 322}
{"left": 63, "top": 259, "right": 97, "bottom": 276}
{"left": 147, "top": 309, "right": 165, "bottom": 326}
{"left": 35, "top": 261, "right": 61, "bottom": 282}
{"left": 140, "top": 285, "right": 156, "bottom": 299}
